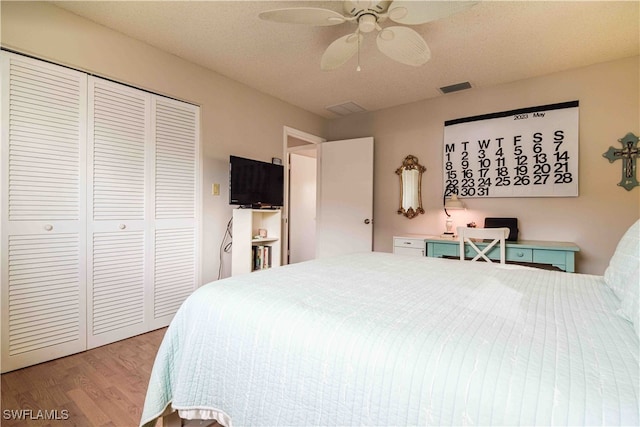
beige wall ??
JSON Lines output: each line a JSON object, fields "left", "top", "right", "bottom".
{"left": 328, "top": 56, "right": 640, "bottom": 274}
{"left": 1, "top": 1, "right": 326, "bottom": 283}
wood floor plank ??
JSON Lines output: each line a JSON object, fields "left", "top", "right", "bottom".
{"left": 67, "top": 387, "right": 116, "bottom": 426}
{"left": 1, "top": 328, "right": 167, "bottom": 427}
{"left": 104, "top": 385, "right": 144, "bottom": 422}
{"left": 26, "top": 387, "right": 71, "bottom": 412}
{"left": 81, "top": 351, "right": 117, "bottom": 379}
{"left": 54, "top": 400, "right": 94, "bottom": 427}
{"left": 92, "top": 387, "right": 140, "bottom": 427}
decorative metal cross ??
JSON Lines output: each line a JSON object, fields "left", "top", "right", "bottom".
{"left": 603, "top": 132, "right": 639, "bottom": 191}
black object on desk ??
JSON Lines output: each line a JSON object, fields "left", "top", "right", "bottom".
{"left": 484, "top": 217, "right": 518, "bottom": 241}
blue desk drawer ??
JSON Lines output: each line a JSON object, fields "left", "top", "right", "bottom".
{"left": 533, "top": 250, "right": 566, "bottom": 265}
{"left": 431, "top": 243, "right": 458, "bottom": 258}
{"left": 431, "top": 242, "right": 532, "bottom": 262}
{"left": 465, "top": 246, "right": 532, "bottom": 262}
{"left": 506, "top": 247, "right": 533, "bottom": 262}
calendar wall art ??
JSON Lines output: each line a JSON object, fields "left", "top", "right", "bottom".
{"left": 443, "top": 101, "right": 579, "bottom": 198}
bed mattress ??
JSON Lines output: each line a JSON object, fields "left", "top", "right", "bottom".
{"left": 141, "top": 252, "right": 639, "bottom": 426}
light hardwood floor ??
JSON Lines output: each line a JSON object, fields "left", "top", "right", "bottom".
{"left": 1, "top": 328, "right": 168, "bottom": 427}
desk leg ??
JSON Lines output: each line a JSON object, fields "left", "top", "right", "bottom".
{"left": 565, "top": 254, "right": 575, "bottom": 273}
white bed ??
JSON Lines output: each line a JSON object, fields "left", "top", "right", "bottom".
{"left": 140, "top": 221, "right": 639, "bottom": 426}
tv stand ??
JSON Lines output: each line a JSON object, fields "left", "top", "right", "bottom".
{"left": 231, "top": 208, "right": 281, "bottom": 276}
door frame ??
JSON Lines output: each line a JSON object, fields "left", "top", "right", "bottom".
{"left": 282, "top": 126, "right": 325, "bottom": 265}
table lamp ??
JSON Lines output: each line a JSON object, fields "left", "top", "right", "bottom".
{"left": 443, "top": 193, "right": 464, "bottom": 236}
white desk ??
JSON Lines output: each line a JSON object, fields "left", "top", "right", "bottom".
{"left": 392, "top": 234, "right": 434, "bottom": 257}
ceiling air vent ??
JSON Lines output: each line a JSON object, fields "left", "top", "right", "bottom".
{"left": 326, "top": 101, "right": 366, "bottom": 116}
{"left": 440, "top": 81, "right": 472, "bottom": 94}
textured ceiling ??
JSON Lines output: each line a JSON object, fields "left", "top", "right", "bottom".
{"left": 52, "top": 1, "right": 640, "bottom": 119}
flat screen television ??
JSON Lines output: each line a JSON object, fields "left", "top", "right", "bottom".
{"left": 229, "top": 155, "right": 284, "bottom": 208}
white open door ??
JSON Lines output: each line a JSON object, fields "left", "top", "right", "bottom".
{"left": 316, "top": 137, "right": 374, "bottom": 258}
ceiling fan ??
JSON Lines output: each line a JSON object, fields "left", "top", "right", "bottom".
{"left": 259, "top": 0, "right": 477, "bottom": 71}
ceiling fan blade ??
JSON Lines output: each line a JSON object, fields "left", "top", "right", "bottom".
{"left": 376, "top": 26, "right": 431, "bottom": 66}
{"left": 258, "top": 7, "right": 348, "bottom": 26}
{"left": 321, "top": 33, "right": 362, "bottom": 71}
{"left": 387, "top": 1, "right": 478, "bottom": 25}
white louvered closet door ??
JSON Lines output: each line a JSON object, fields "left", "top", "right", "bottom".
{"left": 150, "top": 96, "right": 200, "bottom": 329}
{"left": 1, "top": 53, "right": 88, "bottom": 373}
{"left": 87, "top": 77, "right": 150, "bottom": 348}
{"left": 1, "top": 52, "right": 200, "bottom": 371}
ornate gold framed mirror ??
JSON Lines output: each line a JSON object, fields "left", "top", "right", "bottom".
{"left": 396, "top": 155, "right": 426, "bottom": 219}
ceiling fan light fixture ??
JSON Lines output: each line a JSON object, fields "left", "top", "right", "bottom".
{"left": 358, "top": 14, "right": 377, "bottom": 33}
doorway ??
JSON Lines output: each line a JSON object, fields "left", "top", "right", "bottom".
{"left": 283, "top": 128, "right": 374, "bottom": 264}
{"left": 289, "top": 149, "right": 317, "bottom": 263}
{"left": 283, "top": 127, "right": 324, "bottom": 265}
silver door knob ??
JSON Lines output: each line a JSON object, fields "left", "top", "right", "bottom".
{"left": 44, "top": 224, "right": 53, "bottom": 231}
{"left": 119, "top": 224, "right": 126, "bottom": 230}
{"left": 364, "top": 219, "right": 371, "bottom": 224}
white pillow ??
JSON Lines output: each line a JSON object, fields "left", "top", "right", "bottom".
{"left": 604, "top": 219, "right": 640, "bottom": 338}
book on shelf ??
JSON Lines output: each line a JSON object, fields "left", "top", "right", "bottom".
{"left": 252, "top": 245, "right": 272, "bottom": 271}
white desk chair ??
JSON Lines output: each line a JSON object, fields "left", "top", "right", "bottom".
{"left": 457, "top": 226, "right": 510, "bottom": 264}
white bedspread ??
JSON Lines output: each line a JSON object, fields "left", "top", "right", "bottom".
{"left": 140, "top": 252, "right": 639, "bottom": 426}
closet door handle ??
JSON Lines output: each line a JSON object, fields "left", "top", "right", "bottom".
{"left": 364, "top": 219, "right": 371, "bottom": 225}
{"left": 119, "top": 224, "right": 126, "bottom": 230}
{"left": 44, "top": 224, "right": 53, "bottom": 232}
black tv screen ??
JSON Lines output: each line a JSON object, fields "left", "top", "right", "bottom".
{"left": 229, "top": 156, "right": 284, "bottom": 207}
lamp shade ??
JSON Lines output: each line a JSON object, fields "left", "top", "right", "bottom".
{"left": 358, "top": 14, "right": 377, "bottom": 33}
{"left": 444, "top": 194, "right": 464, "bottom": 210}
